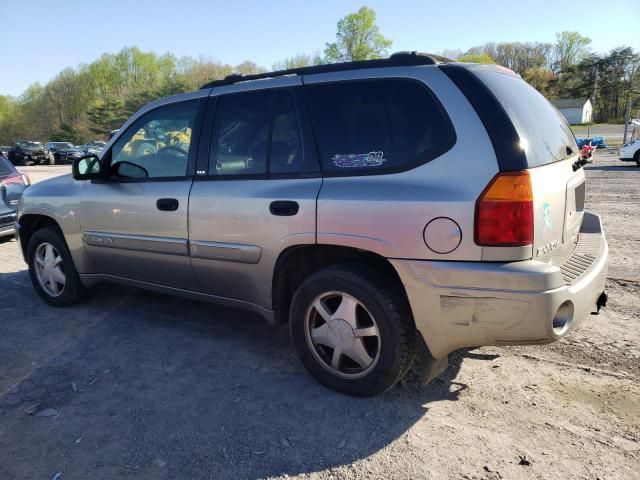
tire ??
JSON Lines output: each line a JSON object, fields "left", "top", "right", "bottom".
{"left": 634, "top": 150, "right": 640, "bottom": 167}
{"left": 289, "top": 264, "right": 416, "bottom": 396}
{"left": 134, "top": 142, "right": 157, "bottom": 157}
{"left": 27, "top": 226, "right": 86, "bottom": 307}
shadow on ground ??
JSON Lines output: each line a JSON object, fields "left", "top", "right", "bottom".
{"left": 0, "top": 269, "right": 494, "bottom": 479}
{"left": 0, "top": 235, "right": 15, "bottom": 245}
{"left": 585, "top": 163, "right": 639, "bottom": 172}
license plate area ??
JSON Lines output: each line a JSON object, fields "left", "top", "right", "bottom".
{"left": 564, "top": 178, "right": 585, "bottom": 244}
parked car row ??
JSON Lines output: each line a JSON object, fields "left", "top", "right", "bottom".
{"left": 0, "top": 154, "right": 30, "bottom": 237}
{"left": 1, "top": 140, "right": 106, "bottom": 166}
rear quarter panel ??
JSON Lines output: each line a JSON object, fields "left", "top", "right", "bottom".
{"left": 310, "top": 66, "right": 499, "bottom": 261}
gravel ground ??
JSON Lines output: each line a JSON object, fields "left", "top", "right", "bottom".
{"left": 0, "top": 152, "right": 638, "bottom": 480}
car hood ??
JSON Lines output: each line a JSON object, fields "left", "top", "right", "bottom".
{"left": 22, "top": 173, "right": 75, "bottom": 200}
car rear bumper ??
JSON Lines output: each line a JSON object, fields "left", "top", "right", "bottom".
{"left": 0, "top": 211, "right": 17, "bottom": 236}
{"left": 391, "top": 212, "right": 608, "bottom": 359}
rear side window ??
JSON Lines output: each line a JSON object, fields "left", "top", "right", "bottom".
{"left": 476, "top": 70, "right": 578, "bottom": 167}
{"left": 306, "top": 79, "right": 454, "bottom": 174}
{"left": 0, "top": 155, "right": 16, "bottom": 177}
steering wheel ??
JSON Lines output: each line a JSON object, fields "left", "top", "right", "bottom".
{"left": 157, "top": 145, "right": 188, "bottom": 156}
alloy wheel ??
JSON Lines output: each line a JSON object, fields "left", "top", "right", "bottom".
{"left": 34, "top": 242, "right": 66, "bottom": 297}
{"left": 304, "top": 291, "right": 381, "bottom": 379}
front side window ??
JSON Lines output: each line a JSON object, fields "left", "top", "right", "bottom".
{"left": 111, "top": 100, "right": 199, "bottom": 179}
{"left": 307, "top": 79, "right": 454, "bottom": 174}
{"left": 209, "top": 89, "right": 304, "bottom": 176}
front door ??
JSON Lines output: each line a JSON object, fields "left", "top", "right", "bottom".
{"left": 79, "top": 98, "right": 203, "bottom": 290}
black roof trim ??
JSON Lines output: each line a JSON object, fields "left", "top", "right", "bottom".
{"left": 199, "top": 52, "right": 453, "bottom": 90}
{"left": 440, "top": 64, "right": 528, "bottom": 172}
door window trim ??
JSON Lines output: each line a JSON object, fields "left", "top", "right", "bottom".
{"left": 196, "top": 86, "right": 321, "bottom": 182}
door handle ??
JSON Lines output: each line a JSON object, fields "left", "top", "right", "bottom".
{"left": 156, "top": 198, "right": 179, "bottom": 211}
{"left": 269, "top": 200, "right": 299, "bottom": 216}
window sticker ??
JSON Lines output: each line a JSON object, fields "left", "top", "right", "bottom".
{"left": 332, "top": 151, "right": 386, "bottom": 168}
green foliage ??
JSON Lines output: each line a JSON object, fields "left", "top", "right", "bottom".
{"left": 457, "top": 53, "right": 495, "bottom": 64}
{"left": 464, "top": 42, "right": 553, "bottom": 73}
{"left": 521, "top": 67, "right": 555, "bottom": 97}
{"left": 50, "top": 123, "right": 82, "bottom": 144}
{"left": 86, "top": 99, "right": 128, "bottom": 136}
{"left": 324, "top": 7, "right": 392, "bottom": 62}
{"left": 273, "top": 53, "right": 315, "bottom": 71}
{"left": 553, "top": 31, "right": 592, "bottom": 73}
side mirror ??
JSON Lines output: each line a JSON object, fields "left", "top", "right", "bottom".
{"left": 72, "top": 154, "right": 103, "bottom": 180}
{"left": 112, "top": 161, "right": 149, "bottom": 179}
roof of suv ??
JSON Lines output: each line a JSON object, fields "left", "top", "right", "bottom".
{"left": 199, "top": 51, "right": 454, "bottom": 90}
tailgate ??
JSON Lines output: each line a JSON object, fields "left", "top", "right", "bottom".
{"left": 529, "top": 158, "right": 585, "bottom": 260}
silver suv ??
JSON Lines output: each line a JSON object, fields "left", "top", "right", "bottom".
{"left": 16, "top": 53, "right": 608, "bottom": 396}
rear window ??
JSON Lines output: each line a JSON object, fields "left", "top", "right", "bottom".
{"left": 306, "top": 79, "right": 454, "bottom": 174}
{"left": 0, "top": 155, "right": 17, "bottom": 177}
{"left": 476, "top": 70, "right": 578, "bottom": 167}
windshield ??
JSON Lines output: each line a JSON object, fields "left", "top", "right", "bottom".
{"left": 18, "top": 141, "right": 42, "bottom": 148}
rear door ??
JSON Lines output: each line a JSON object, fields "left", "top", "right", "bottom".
{"left": 188, "top": 79, "right": 322, "bottom": 310}
{"left": 473, "top": 69, "right": 585, "bottom": 260}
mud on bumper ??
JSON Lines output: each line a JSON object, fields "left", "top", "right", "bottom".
{"left": 392, "top": 212, "right": 608, "bottom": 361}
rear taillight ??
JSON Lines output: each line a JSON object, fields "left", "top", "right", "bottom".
{"left": 475, "top": 171, "right": 533, "bottom": 247}
{"left": 1, "top": 173, "right": 30, "bottom": 186}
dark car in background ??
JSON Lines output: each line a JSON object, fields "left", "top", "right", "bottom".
{"left": 8, "top": 141, "right": 48, "bottom": 165}
{"left": 44, "top": 142, "right": 75, "bottom": 164}
{"left": 1, "top": 154, "right": 30, "bottom": 237}
{"left": 79, "top": 141, "right": 106, "bottom": 153}
{"left": 57, "top": 145, "right": 86, "bottom": 164}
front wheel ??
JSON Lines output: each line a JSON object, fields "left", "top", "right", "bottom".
{"left": 634, "top": 150, "right": 640, "bottom": 167}
{"left": 290, "top": 264, "right": 416, "bottom": 396}
{"left": 27, "top": 226, "right": 86, "bottom": 307}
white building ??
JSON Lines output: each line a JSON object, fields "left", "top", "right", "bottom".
{"left": 551, "top": 98, "right": 593, "bottom": 125}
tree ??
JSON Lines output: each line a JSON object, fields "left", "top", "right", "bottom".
{"left": 522, "top": 67, "right": 556, "bottom": 97}
{"left": 324, "top": 7, "right": 392, "bottom": 62}
{"left": 457, "top": 53, "right": 495, "bottom": 64}
{"left": 466, "top": 42, "right": 553, "bottom": 73}
{"left": 553, "top": 31, "right": 591, "bottom": 73}
{"left": 234, "top": 61, "right": 266, "bottom": 76}
{"left": 86, "top": 99, "right": 128, "bottom": 136}
{"left": 50, "top": 123, "right": 82, "bottom": 144}
{"left": 272, "top": 51, "right": 327, "bottom": 70}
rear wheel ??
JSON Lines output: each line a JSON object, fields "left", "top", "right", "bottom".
{"left": 27, "top": 226, "right": 86, "bottom": 307}
{"left": 290, "top": 264, "right": 416, "bottom": 396}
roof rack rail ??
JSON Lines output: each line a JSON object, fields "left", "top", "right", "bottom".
{"left": 199, "top": 51, "right": 454, "bottom": 90}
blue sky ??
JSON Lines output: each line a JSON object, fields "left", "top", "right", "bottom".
{"left": 1, "top": 0, "right": 639, "bottom": 96}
